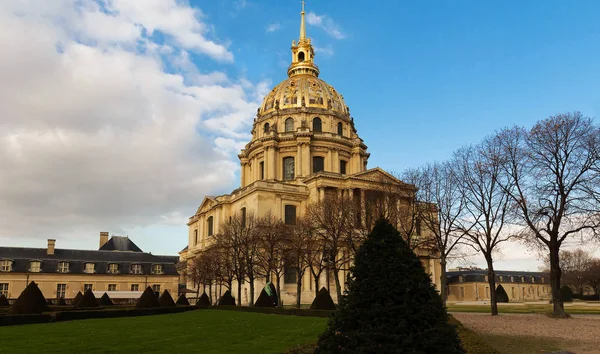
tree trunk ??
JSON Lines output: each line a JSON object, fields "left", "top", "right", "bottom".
{"left": 237, "top": 280, "right": 242, "bottom": 306}
{"left": 208, "top": 283, "right": 212, "bottom": 305}
{"left": 249, "top": 277, "right": 255, "bottom": 307}
{"left": 440, "top": 258, "right": 448, "bottom": 305}
{"left": 276, "top": 275, "right": 282, "bottom": 307}
{"left": 313, "top": 271, "right": 320, "bottom": 297}
{"left": 333, "top": 266, "right": 342, "bottom": 303}
{"left": 485, "top": 256, "right": 498, "bottom": 316}
{"left": 296, "top": 267, "right": 302, "bottom": 309}
{"left": 549, "top": 241, "right": 567, "bottom": 317}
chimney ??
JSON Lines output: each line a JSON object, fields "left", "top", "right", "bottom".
{"left": 47, "top": 239, "right": 56, "bottom": 255}
{"left": 99, "top": 231, "right": 109, "bottom": 249}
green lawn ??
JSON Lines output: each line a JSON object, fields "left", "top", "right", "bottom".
{"left": 447, "top": 303, "right": 600, "bottom": 315}
{"left": 0, "top": 310, "right": 328, "bottom": 354}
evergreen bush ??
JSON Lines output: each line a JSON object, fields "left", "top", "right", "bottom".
{"left": 176, "top": 293, "right": 190, "bottom": 306}
{"left": 158, "top": 290, "right": 176, "bottom": 307}
{"left": 135, "top": 286, "right": 160, "bottom": 309}
{"left": 310, "top": 287, "right": 336, "bottom": 310}
{"left": 75, "top": 289, "right": 99, "bottom": 308}
{"left": 196, "top": 292, "right": 211, "bottom": 308}
{"left": 254, "top": 288, "right": 276, "bottom": 307}
{"left": 217, "top": 290, "right": 236, "bottom": 306}
{"left": 0, "top": 294, "right": 10, "bottom": 307}
{"left": 316, "top": 219, "right": 464, "bottom": 353}
{"left": 9, "top": 281, "right": 49, "bottom": 314}
{"left": 561, "top": 285, "right": 574, "bottom": 302}
{"left": 99, "top": 293, "right": 113, "bottom": 306}
{"left": 495, "top": 284, "right": 509, "bottom": 303}
{"left": 72, "top": 291, "right": 83, "bottom": 305}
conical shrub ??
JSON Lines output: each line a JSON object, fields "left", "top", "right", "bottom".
{"left": 135, "top": 286, "right": 160, "bottom": 308}
{"left": 47, "top": 298, "right": 53, "bottom": 305}
{"left": 316, "top": 219, "right": 464, "bottom": 353}
{"left": 57, "top": 297, "right": 67, "bottom": 306}
{"left": 9, "top": 281, "right": 49, "bottom": 314}
{"left": 561, "top": 285, "right": 574, "bottom": 302}
{"left": 495, "top": 284, "right": 509, "bottom": 303}
{"left": 310, "top": 287, "right": 336, "bottom": 310}
{"left": 158, "top": 290, "right": 176, "bottom": 307}
{"left": 217, "top": 290, "right": 235, "bottom": 306}
{"left": 196, "top": 292, "right": 211, "bottom": 308}
{"left": 72, "top": 291, "right": 83, "bottom": 305}
{"left": 75, "top": 289, "right": 99, "bottom": 308}
{"left": 254, "top": 288, "right": 276, "bottom": 307}
{"left": 176, "top": 294, "right": 190, "bottom": 306}
{"left": 99, "top": 292, "right": 113, "bottom": 306}
{"left": 0, "top": 294, "right": 10, "bottom": 307}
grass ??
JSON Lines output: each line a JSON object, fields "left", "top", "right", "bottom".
{"left": 447, "top": 303, "right": 600, "bottom": 315}
{"left": 0, "top": 309, "right": 328, "bottom": 354}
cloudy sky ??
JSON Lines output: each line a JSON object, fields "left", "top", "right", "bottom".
{"left": 1, "top": 1, "right": 599, "bottom": 270}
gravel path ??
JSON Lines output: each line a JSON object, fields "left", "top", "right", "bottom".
{"left": 453, "top": 313, "right": 600, "bottom": 353}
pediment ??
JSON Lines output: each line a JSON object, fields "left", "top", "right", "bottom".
{"left": 350, "top": 167, "right": 405, "bottom": 185}
{"left": 195, "top": 196, "right": 218, "bottom": 215}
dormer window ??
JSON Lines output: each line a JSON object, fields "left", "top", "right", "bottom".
{"left": 531, "top": 276, "right": 535, "bottom": 283}
{"left": 541, "top": 277, "right": 545, "bottom": 283}
{"left": 131, "top": 264, "right": 143, "bottom": 275}
{"left": 459, "top": 276, "right": 464, "bottom": 282}
{"left": 498, "top": 275, "right": 503, "bottom": 282}
{"left": 84, "top": 263, "right": 95, "bottom": 274}
{"left": 0, "top": 260, "right": 13, "bottom": 272}
{"left": 57, "top": 262, "right": 69, "bottom": 273}
{"left": 29, "top": 261, "right": 41, "bottom": 273}
{"left": 152, "top": 264, "right": 163, "bottom": 275}
{"left": 510, "top": 276, "right": 514, "bottom": 283}
{"left": 521, "top": 276, "right": 525, "bottom": 282}
{"left": 108, "top": 263, "right": 119, "bottom": 274}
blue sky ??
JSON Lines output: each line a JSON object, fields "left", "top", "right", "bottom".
{"left": 1, "top": 0, "right": 599, "bottom": 271}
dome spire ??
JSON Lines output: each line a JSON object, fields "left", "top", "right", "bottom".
{"left": 299, "top": 1, "right": 306, "bottom": 41}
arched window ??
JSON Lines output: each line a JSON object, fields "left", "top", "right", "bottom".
{"left": 337, "top": 122, "right": 343, "bottom": 136}
{"left": 263, "top": 122, "right": 270, "bottom": 133}
{"left": 207, "top": 216, "right": 214, "bottom": 236}
{"left": 312, "top": 117, "right": 322, "bottom": 132}
{"left": 283, "top": 157, "right": 295, "bottom": 180}
{"left": 285, "top": 118, "right": 294, "bottom": 132}
{"left": 298, "top": 51, "right": 305, "bottom": 62}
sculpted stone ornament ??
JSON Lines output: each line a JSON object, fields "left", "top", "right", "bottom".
{"left": 301, "top": 96, "right": 306, "bottom": 107}
{"left": 275, "top": 100, "right": 279, "bottom": 110}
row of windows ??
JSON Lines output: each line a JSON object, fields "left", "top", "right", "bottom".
{"left": 281, "top": 156, "right": 348, "bottom": 181}
{"left": 0, "top": 283, "right": 160, "bottom": 298}
{"left": 458, "top": 275, "right": 545, "bottom": 283}
{"left": 264, "top": 118, "right": 345, "bottom": 135}
{"left": 0, "top": 260, "right": 163, "bottom": 275}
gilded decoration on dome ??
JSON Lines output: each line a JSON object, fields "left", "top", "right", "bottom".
{"left": 282, "top": 79, "right": 299, "bottom": 106}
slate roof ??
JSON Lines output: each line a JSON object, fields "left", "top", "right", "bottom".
{"left": 0, "top": 246, "right": 179, "bottom": 276}
{"left": 99, "top": 236, "right": 143, "bottom": 252}
{"left": 447, "top": 269, "right": 549, "bottom": 284}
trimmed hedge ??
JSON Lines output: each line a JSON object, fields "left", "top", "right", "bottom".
{"left": 57, "top": 297, "right": 67, "bottom": 306}
{"left": 72, "top": 291, "right": 83, "bottom": 306}
{"left": 99, "top": 293, "right": 113, "bottom": 306}
{"left": 176, "top": 294, "right": 190, "bottom": 306}
{"left": 136, "top": 286, "right": 160, "bottom": 309}
{"left": 495, "top": 284, "right": 509, "bottom": 303}
{"left": 0, "top": 314, "right": 53, "bottom": 327}
{"left": 196, "top": 292, "right": 211, "bottom": 308}
{"left": 0, "top": 294, "right": 9, "bottom": 307}
{"left": 561, "top": 285, "right": 574, "bottom": 302}
{"left": 75, "top": 289, "right": 99, "bottom": 308}
{"left": 9, "top": 281, "right": 49, "bottom": 315}
{"left": 254, "top": 289, "right": 276, "bottom": 307}
{"left": 218, "top": 290, "right": 235, "bottom": 306}
{"left": 158, "top": 290, "right": 176, "bottom": 307}
{"left": 210, "top": 305, "right": 335, "bottom": 318}
{"left": 310, "top": 287, "right": 336, "bottom": 310}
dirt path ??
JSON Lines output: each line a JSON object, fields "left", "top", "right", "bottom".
{"left": 453, "top": 313, "right": 600, "bottom": 354}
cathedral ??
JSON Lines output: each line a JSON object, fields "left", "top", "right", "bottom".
{"left": 181, "top": 4, "right": 441, "bottom": 305}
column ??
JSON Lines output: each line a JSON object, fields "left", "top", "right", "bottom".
{"left": 302, "top": 143, "right": 310, "bottom": 176}
{"left": 319, "top": 187, "right": 325, "bottom": 201}
{"left": 264, "top": 147, "right": 270, "bottom": 180}
{"left": 332, "top": 149, "right": 339, "bottom": 173}
{"left": 296, "top": 144, "right": 303, "bottom": 177}
{"left": 326, "top": 150, "right": 332, "bottom": 172}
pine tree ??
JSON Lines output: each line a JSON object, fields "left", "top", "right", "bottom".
{"left": 495, "top": 284, "right": 509, "bottom": 303}
{"left": 316, "top": 219, "right": 464, "bottom": 353}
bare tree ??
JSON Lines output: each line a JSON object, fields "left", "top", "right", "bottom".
{"left": 187, "top": 256, "right": 203, "bottom": 299}
{"left": 542, "top": 249, "right": 593, "bottom": 296}
{"left": 496, "top": 112, "right": 600, "bottom": 317}
{"left": 584, "top": 259, "right": 600, "bottom": 297}
{"left": 255, "top": 213, "right": 287, "bottom": 304}
{"left": 456, "top": 138, "right": 516, "bottom": 316}
{"left": 305, "top": 194, "right": 355, "bottom": 301}
{"left": 286, "top": 217, "right": 312, "bottom": 308}
{"left": 404, "top": 161, "right": 470, "bottom": 304}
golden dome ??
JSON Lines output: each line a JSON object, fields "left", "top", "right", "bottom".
{"left": 259, "top": 75, "right": 349, "bottom": 116}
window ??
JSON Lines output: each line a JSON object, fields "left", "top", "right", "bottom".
{"left": 298, "top": 51, "right": 305, "bottom": 62}
{"left": 131, "top": 264, "right": 143, "bottom": 274}
{"left": 541, "top": 277, "right": 545, "bottom": 283}
{"left": 340, "top": 160, "right": 347, "bottom": 175}
{"left": 84, "top": 263, "right": 95, "bottom": 274}
{"left": 152, "top": 284, "right": 161, "bottom": 293}
{"left": 84, "top": 284, "right": 93, "bottom": 292}
{"left": 499, "top": 276, "right": 503, "bottom": 282}
{"left": 284, "top": 257, "right": 297, "bottom": 284}
{"left": 312, "top": 117, "right": 322, "bottom": 132}
{"left": 484, "top": 275, "right": 489, "bottom": 282}
{"left": 260, "top": 161, "right": 265, "bottom": 180}
{"left": 108, "top": 284, "right": 117, "bottom": 292}
{"left": 57, "top": 262, "right": 69, "bottom": 273}
{"left": 415, "top": 218, "right": 422, "bottom": 236}
{"left": 285, "top": 118, "right": 294, "bottom": 132}
{"left": 512, "top": 287, "right": 516, "bottom": 298}
{"left": 194, "top": 229, "right": 198, "bottom": 245}
{"left": 207, "top": 216, "right": 214, "bottom": 236}
{"left": 108, "top": 263, "right": 119, "bottom": 274}
{"left": 152, "top": 264, "right": 163, "bottom": 275}
{"left": 0, "top": 283, "right": 8, "bottom": 297}
{"left": 0, "top": 260, "right": 12, "bottom": 272}
{"left": 521, "top": 276, "right": 525, "bottom": 282}
{"left": 283, "top": 157, "right": 295, "bottom": 180}
{"left": 241, "top": 207, "right": 247, "bottom": 228}
{"left": 531, "top": 276, "right": 535, "bottom": 283}
{"left": 285, "top": 205, "right": 297, "bottom": 225}
{"left": 337, "top": 122, "right": 343, "bottom": 136}
{"left": 510, "top": 276, "right": 514, "bottom": 283}
{"left": 263, "top": 122, "right": 270, "bottom": 133}
{"left": 459, "top": 276, "right": 464, "bottom": 283}
{"left": 56, "top": 284, "right": 66, "bottom": 298}
{"left": 131, "top": 284, "right": 139, "bottom": 291}
{"left": 29, "top": 261, "right": 41, "bottom": 272}
{"left": 459, "top": 287, "right": 465, "bottom": 300}
{"left": 312, "top": 156, "right": 324, "bottom": 173}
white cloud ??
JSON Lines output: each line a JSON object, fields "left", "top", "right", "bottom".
{"left": 306, "top": 12, "right": 346, "bottom": 39}
{"left": 266, "top": 23, "right": 281, "bottom": 33}
{"left": 314, "top": 45, "right": 334, "bottom": 57}
{"left": 0, "top": 0, "right": 265, "bottom": 249}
